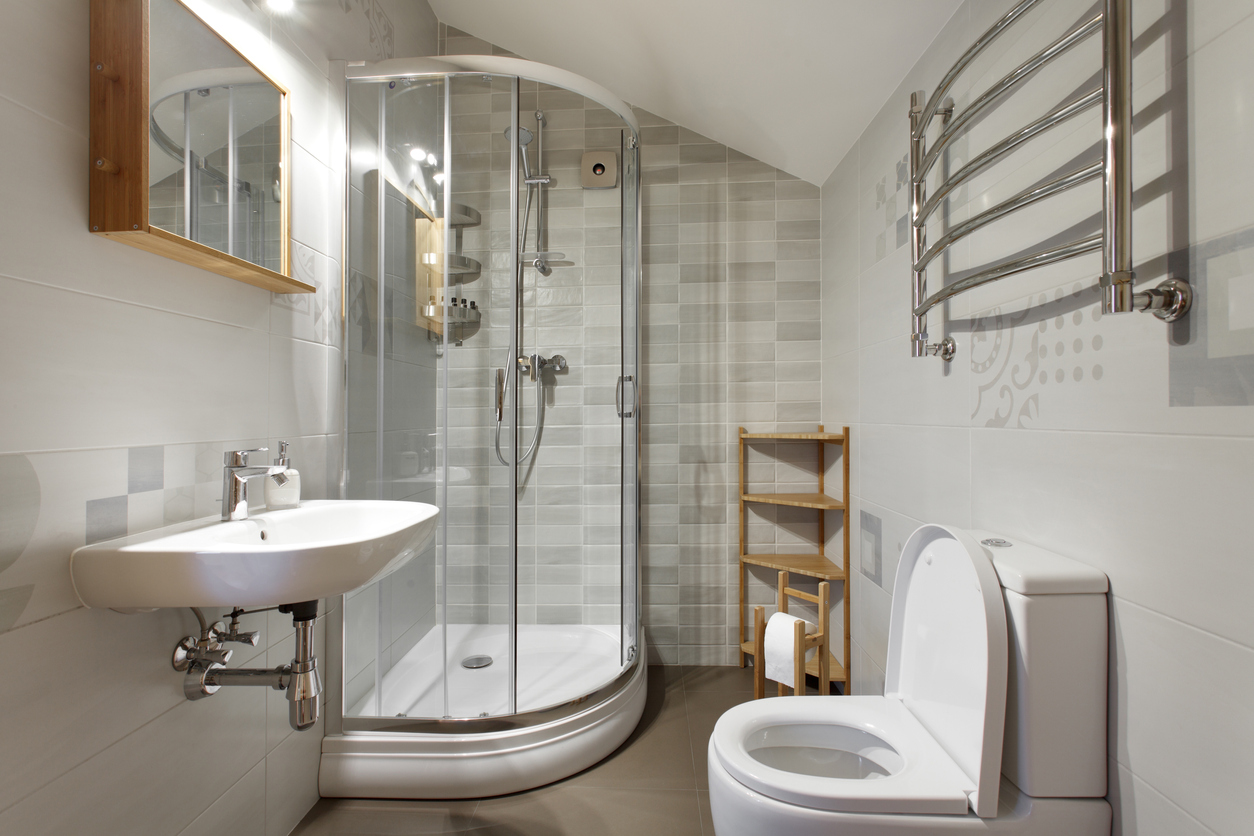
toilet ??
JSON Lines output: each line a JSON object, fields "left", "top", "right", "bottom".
{"left": 709, "top": 524, "right": 1112, "bottom": 835}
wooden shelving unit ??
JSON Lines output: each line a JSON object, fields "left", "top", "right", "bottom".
{"left": 738, "top": 424, "right": 851, "bottom": 694}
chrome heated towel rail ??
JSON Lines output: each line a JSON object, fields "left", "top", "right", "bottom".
{"left": 909, "top": 0, "right": 1191, "bottom": 360}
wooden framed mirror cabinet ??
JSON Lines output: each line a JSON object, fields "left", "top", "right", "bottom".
{"left": 89, "top": 0, "right": 313, "bottom": 293}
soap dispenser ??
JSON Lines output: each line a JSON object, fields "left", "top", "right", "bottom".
{"left": 265, "top": 441, "right": 301, "bottom": 510}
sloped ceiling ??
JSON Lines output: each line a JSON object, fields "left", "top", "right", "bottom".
{"left": 428, "top": 0, "right": 963, "bottom": 184}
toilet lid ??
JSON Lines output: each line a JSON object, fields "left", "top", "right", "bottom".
{"left": 885, "top": 525, "right": 1008, "bottom": 818}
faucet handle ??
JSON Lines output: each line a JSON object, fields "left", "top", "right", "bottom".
{"left": 224, "top": 448, "right": 268, "bottom": 467}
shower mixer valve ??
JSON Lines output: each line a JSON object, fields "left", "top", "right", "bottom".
{"left": 517, "top": 353, "right": 567, "bottom": 382}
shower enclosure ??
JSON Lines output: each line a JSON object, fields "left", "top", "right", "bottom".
{"left": 322, "top": 55, "right": 643, "bottom": 798}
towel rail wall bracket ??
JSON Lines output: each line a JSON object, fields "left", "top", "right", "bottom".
{"left": 908, "top": 0, "right": 1190, "bottom": 361}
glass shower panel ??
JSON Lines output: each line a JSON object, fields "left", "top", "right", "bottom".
{"left": 511, "top": 85, "right": 626, "bottom": 709}
{"left": 343, "top": 77, "right": 448, "bottom": 719}
{"left": 443, "top": 73, "right": 516, "bottom": 718}
{"left": 620, "top": 132, "right": 640, "bottom": 665}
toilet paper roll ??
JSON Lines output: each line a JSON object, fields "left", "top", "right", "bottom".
{"left": 764, "top": 612, "right": 818, "bottom": 686}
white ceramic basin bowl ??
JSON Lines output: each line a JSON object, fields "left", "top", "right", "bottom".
{"left": 70, "top": 500, "right": 439, "bottom": 609}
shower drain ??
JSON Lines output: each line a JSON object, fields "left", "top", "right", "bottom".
{"left": 461, "top": 655, "right": 493, "bottom": 669}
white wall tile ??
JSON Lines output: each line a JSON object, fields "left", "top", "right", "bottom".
{"left": 971, "top": 429, "right": 1254, "bottom": 648}
{"left": 858, "top": 424, "right": 971, "bottom": 527}
{"left": 1108, "top": 761, "right": 1215, "bottom": 836}
{"left": 0, "top": 277, "right": 271, "bottom": 452}
{"left": 1110, "top": 599, "right": 1254, "bottom": 836}
{"left": 178, "top": 762, "right": 267, "bottom": 836}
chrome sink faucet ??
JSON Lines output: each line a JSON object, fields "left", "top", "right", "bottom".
{"left": 221, "top": 448, "right": 288, "bottom": 521}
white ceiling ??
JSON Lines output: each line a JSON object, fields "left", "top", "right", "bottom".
{"left": 428, "top": 0, "right": 963, "bottom": 184}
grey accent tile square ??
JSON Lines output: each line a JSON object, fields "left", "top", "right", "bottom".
{"left": 128, "top": 446, "right": 164, "bottom": 493}
{"left": 86, "top": 495, "right": 128, "bottom": 544}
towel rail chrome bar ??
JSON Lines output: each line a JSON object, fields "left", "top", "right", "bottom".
{"left": 914, "top": 162, "right": 1102, "bottom": 274}
{"left": 916, "top": 14, "right": 1104, "bottom": 183}
{"left": 915, "top": 234, "right": 1102, "bottom": 318}
{"left": 915, "top": 88, "right": 1102, "bottom": 229}
{"left": 1101, "top": 0, "right": 1136, "bottom": 314}
{"left": 907, "top": 0, "right": 1189, "bottom": 360}
{"left": 912, "top": 0, "right": 1044, "bottom": 141}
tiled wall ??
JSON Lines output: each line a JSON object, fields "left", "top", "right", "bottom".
{"left": 439, "top": 25, "right": 830, "bottom": 665}
{"left": 821, "top": 1, "right": 1254, "bottom": 834}
{"left": 0, "top": 1, "right": 437, "bottom": 833}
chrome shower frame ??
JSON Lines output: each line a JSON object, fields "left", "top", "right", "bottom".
{"left": 908, "top": 0, "right": 1190, "bottom": 361}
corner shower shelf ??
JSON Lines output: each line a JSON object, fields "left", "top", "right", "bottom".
{"left": 422, "top": 303, "right": 482, "bottom": 325}
{"left": 431, "top": 253, "right": 482, "bottom": 276}
{"left": 738, "top": 425, "right": 851, "bottom": 695}
{"left": 437, "top": 200, "right": 482, "bottom": 228}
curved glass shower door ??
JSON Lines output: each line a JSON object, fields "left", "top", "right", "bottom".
{"left": 342, "top": 66, "right": 640, "bottom": 728}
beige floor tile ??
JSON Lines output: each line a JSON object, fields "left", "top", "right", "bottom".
{"left": 680, "top": 665, "right": 755, "bottom": 693}
{"left": 475, "top": 786, "right": 704, "bottom": 836}
{"left": 697, "top": 790, "right": 712, "bottom": 836}
{"left": 290, "top": 798, "right": 483, "bottom": 835}
{"left": 683, "top": 689, "right": 755, "bottom": 790}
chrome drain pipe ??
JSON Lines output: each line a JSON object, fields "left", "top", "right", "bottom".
{"left": 177, "top": 601, "right": 322, "bottom": 731}
{"left": 286, "top": 614, "right": 321, "bottom": 731}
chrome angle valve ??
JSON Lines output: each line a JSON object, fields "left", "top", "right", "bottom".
{"left": 173, "top": 601, "right": 322, "bottom": 731}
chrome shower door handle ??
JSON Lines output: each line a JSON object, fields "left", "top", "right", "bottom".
{"left": 495, "top": 368, "right": 505, "bottom": 423}
{"left": 616, "top": 374, "right": 634, "bottom": 418}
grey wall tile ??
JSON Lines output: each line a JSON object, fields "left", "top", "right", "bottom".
{"left": 85, "top": 495, "right": 127, "bottom": 544}
{"left": 127, "top": 446, "right": 164, "bottom": 494}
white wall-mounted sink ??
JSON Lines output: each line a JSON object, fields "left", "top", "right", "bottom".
{"left": 70, "top": 500, "right": 439, "bottom": 609}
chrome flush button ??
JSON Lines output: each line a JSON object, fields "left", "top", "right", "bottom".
{"left": 981, "top": 538, "right": 1013, "bottom": 548}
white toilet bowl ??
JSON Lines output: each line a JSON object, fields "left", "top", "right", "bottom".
{"left": 708, "top": 747, "right": 1111, "bottom": 836}
{"left": 712, "top": 697, "right": 971, "bottom": 815}
{"left": 707, "top": 524, "right": 1112, "bottom": 836}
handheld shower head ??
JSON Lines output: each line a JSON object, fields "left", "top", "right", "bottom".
{"left": 505, "top": 126, "right": 535, "bottom": 179}
{"left": 504, "top": 126, "right": 534, "bottom": 147}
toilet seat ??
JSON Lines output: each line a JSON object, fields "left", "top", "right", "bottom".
{"left": 712, "top": 524, "right": 1010, "bottom": 820}
{"left": 712, "top": 696, "right": 975, "bottom": 815}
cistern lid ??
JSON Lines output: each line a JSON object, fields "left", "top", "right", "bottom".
{"left": 885, "top": 525, "right": 1008, "bottom": 818}
{"left": 968, "top": 530, "right": 1109, "bottom": 595}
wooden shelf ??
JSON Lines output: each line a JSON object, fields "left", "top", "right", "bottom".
{"left": 738, "top": 424, "right": 852, "bottom": 695}
{"left": 739, "top": 642, "right": 849, "bottom": 685}
{"left": 741, "top": 431, "right": 845, "bottom": 443}
{"left": 742, "top": 493, "right": 844, "bottom": 510}
{"left": 741, "top": 553, "right": 845, "bottom": 580}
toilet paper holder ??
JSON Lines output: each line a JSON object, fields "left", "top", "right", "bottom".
{"left": 753, "top": 571, "right": 831, "bottom": 699}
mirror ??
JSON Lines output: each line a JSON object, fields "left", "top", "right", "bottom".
{"left": 89, "top": 0, "right": 310, "bottom": 293}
